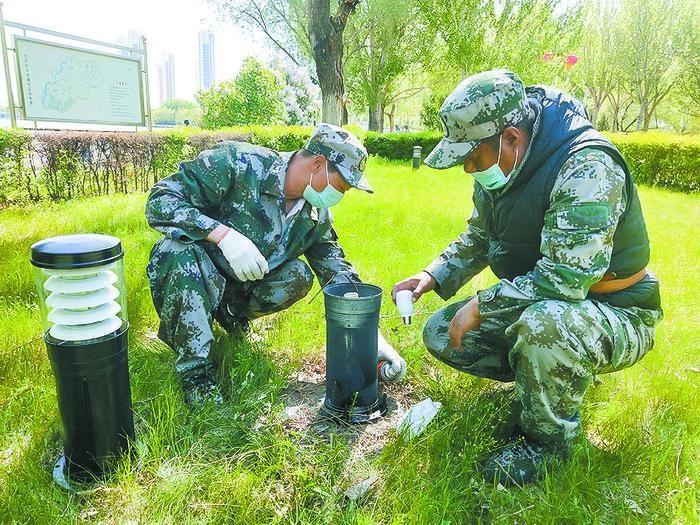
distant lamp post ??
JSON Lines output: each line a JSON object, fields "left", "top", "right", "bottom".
{"left": 412, "top": 145, "right": 422, "bottom": 170}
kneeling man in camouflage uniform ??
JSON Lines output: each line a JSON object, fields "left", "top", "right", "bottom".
{"left": 147, "top": 124, "right": 406, "bottom": 406}
{"left": 393, "top": 70, "right": 662, "bottom": 485}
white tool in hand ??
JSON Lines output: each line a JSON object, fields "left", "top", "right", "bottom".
{"left": 396, "top": 289, "right": 414, "bottom": 325}
{"left": 217, "top": 228, "right": 269, "bottom": 282}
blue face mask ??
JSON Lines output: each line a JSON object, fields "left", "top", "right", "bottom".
{"left": 470, "top": 134, "right": 518, "bottom": 191}
{"left": 303, "top": 161, "right": 344, "bottom": 208}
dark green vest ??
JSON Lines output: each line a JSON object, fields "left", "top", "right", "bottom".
{"left": 474, "top": 86, "right": 650, "bottom": 282}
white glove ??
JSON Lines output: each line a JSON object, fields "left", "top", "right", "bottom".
{"left": 377, "top": 331, "right": 407, "bottom": 381}
{"left": 217, "top": 228, "right": 269, "bottom": 282}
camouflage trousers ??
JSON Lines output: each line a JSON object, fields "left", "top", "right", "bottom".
{"left": 147, "top": 238, "right": 314, "bottom": 366}
{"left": 423, "top": 297, "right": 662, "bottom": 445}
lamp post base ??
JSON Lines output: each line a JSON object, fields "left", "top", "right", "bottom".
{"left": 320, "top": 391, "right": 388, "bottom": 424}
{"left": 52, "top": 454, "right": 87, "bottom": 492}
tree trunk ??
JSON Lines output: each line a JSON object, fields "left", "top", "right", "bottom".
{"left": 368, "top": 99, "right": 384, "bottom": 132}
{"left": 590, "top": 105, "right": 599, "bottom": 129}
{"left": 643, "top": 109, "right": 652, "bottom": 131}
{"left": 636, "top": 94, "right": 647, "bottom": 131}
{"left": 385, "top": 102, "right": 396, "bottom": 132}
{"left": 610, "top": 109, "right": 619, "bottom": 132}
{"left": 308, "top": 0, "right": 359, "bottom": 125}
{"left": 321, "top": 89, "right": 343, "bottom": 126}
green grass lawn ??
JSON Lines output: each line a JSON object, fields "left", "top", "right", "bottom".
{"left": 1, "top": 157, "right": 698, "bottom": 523}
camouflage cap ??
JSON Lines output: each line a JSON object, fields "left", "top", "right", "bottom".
{"left": 424, "top": 69, "right": 529, "bottom": 169}
{"left": 304, "top": 123, "right": 372, "bottom": 193}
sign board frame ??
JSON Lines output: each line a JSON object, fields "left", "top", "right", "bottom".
{"left": 14, "top": 35, "right": 146, "bottom": 126}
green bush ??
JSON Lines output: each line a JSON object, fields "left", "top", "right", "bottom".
{"left": 0, "top": 126, "right": 314, "bottom": 205}
{"left": 365, "top": 131, "right": 442, "bottom": 160}
{"left": 0, "top": 126, "right": 695, "bottom": 205}
{"left": 0, "top": 128, "right": 35, "bottom": 204}
{"left": 232, "top": 125, "right": 311, "bottom": 151}
{"left": 365, "top": 130, "right": 699, "bottom": 193}
{"left": 603, "top": 132, "right": 700, "bottom": 192}
{"left": 196, "top": 58, "right": 286, "bottom": 129}
{"left": 0, "top": 128, "right": 249, "bottom": 205}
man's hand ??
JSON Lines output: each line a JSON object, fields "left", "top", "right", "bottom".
{"left": 392, "top": 271, "right": 436, "bottom": 304}
{"left": 448, "top": 296, "right": 481, "bottom": 351}
{"left": 217, "top": 228, "right": 269, "bottom": 282}
{"left": 377, "top": 332, "right": 407, "bottom": 381}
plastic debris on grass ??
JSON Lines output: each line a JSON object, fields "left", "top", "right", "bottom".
{"left": 396, "top": 398, "right": 442, "bottom": 438}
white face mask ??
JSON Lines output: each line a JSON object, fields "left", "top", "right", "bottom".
{"left": 303, "top": 161, "right": 344, "bottom": 208}
{"left": 470, "top": 134, "right": 519, "bottom": 190}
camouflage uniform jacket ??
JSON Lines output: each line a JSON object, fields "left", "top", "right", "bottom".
{"left": 146, "top": 141, "right": 360, "bottom": 285}
{"left": 425, "top": 145, "right": 633, "bottom": 318}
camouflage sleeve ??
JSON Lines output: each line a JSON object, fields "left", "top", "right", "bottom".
{"left": 424, "top": 206, "right": 490, "bottom": 300}
{"left": 304, "top": 226, "right": 361, "bottom": 286}
{"left": 477, "top": 148, "right": 627, "bottom": 318}
{"left": 145, "top": 146, "right": 237, "bottom": 242}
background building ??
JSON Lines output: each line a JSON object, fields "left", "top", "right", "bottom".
{"left": 197, "top": 27, "right": 215, "bottom": 90}
{"left": 158, "top": 52, "right": 175, "bottom": 105}
{"left": 117, "top": 28, "right": 142, "bottom": 57}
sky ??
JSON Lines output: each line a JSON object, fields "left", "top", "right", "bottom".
{"left": 0, "top": 0, "right": 272, "bottom": 108}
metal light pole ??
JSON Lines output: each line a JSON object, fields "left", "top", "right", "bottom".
{"left": 141, "top": 35, "right": 152, "bottom": 131}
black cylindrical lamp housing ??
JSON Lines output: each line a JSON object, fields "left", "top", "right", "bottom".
{"left": 30, "top": 234, "right": 134, "bottom": 487}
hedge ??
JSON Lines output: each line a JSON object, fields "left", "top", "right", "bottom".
{"left": 364, "top": 131, "right": 442, "bottom": 161}
{"left": 0, "top": 126, "right": 696, "bottom": 206}
{"left": 603, "top": 132, "right": 699, "bottom": 192}
{"left": 365, "top": 130, "right": 699, "bottom": 193}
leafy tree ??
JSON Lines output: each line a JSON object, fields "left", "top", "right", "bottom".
{"left": 412, "top": 0, "right": 582, "bottom": 131}
{"left": 420, "top": 91, "right": 447, "bottom": 131}
{"left": 195, "top": 57, "right": 286, "bottom": 128}
{"left": 414, "top": 0, "right": 580, "bottom": 90}
{"left": 210, "top": 0, "right": 360, "bottom": 125}
{"left": 572, "top": 0, "right": 618, "bottom": 127}
{"left": 273, "top": 60, "right": 321, "bottom": 124}
{"left": 153, "top": 99, "right": 200, "bottom": 126}
{"left": 617, "top": 0, "right": 682, "bottom": 131}
{"left": 675, "top": 0, "right": 700, "bottom": 119}
{"left": 344, "top": 0, "right": 422, "bottom": 131}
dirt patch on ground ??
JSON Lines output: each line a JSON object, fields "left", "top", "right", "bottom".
{"left": 278, "top": 356, "right": 421, "bottom": 496}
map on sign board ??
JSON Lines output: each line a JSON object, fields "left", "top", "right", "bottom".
{"left": 14, "top": 36, "right": 145, "bottom": 125}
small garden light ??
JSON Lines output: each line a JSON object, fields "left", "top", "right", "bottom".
{"left": 412, "top": 145, "right": 422, "bottom": 170}
{"left": 30, "top": 234, "right": 134, "bottom": 489}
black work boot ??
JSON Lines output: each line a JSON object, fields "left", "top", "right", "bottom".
{"left": 177, "top": 357, "right": 223, "bottom": 408}
{"left": 482, "top": 434, "right": 571, "bottom": 486}
{"left": 214, "top": 304, "right": 250, "bottom": 336}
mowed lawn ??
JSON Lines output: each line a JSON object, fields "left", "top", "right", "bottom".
{"left": 0, "top": 157, "right": 698, "bottom": 524}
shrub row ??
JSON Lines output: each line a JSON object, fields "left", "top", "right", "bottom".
{"left": 364, "top": 131, "right": 442, "bottom": 161}
{"left": 0, "top": 127, "right": 306, "bottom": 205}
{"left": 0, "top": 126, "right": 696, "bottom": 205}
{"left": 365, "top": 130, "right": 699, "bottom": 193}
{"left": 604, "top": 132, "right": 699, "bottom": 192}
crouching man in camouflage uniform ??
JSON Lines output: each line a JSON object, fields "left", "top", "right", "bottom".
{"left": 147, "top": 124, "right": 406, "bottom": 406}
{"left": 393, "top": 70, "right": 662, "bottom": 485}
